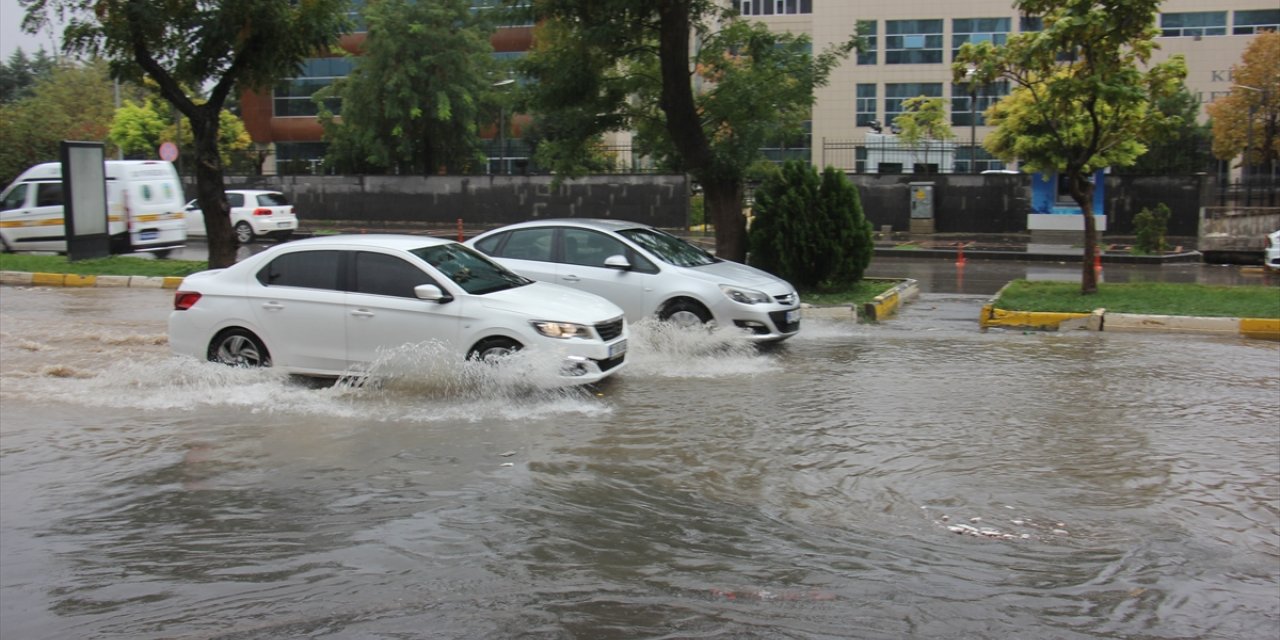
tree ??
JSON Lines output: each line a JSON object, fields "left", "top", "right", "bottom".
{"left": 1119, "top": 83, "right": 1212, "bottom": 175}
{"left": 954, "top": 0, "right": 1186, "bottom": 294}
{"left": 318, "top": 0, "right": 499, "bottom": 175}
{"left": 0, "top": 47, "right": 57, "bottom": 104}
{"left": 892, "top": 96, "right": 955, "bottom": 174}
{"left": 110, "top": 96, "right": 253, "bottom": 170}
{"left": 22, "top": 0, "right": 349, "bottom": 268}
{"left": 748, "top": 161, "right": 873, "bottom": 290}
{"left": 518, "top": 0, "right": 855, "bottom": 262}
{"left": 0, "top": 59, "right": 126, "bottom": 186}
{"left": 1206, "top": 31, "right": 1279, "bottom": 185}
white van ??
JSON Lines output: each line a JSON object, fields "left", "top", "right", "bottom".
{"left": 0, "top": 160, "right": 187, "bottom": 256}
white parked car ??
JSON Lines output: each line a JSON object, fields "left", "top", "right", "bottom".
{"left": 168, "top": 235, "right": 629, "bottom": 385}
{"left": 467, "top": 219, "right": 800, "bottom": 342}
{"left": 1266, "top": 229, "right": 1280, "bottom": 272}
{"left": 184, "top": 189, "right": 298, "bottom": 244}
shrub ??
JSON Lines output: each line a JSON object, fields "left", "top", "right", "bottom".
{"left": 747, "top": 161, "right": 874, "bottom": 290}
{"left": 1133, "top": 203, "right": 1171, "bottom": 254}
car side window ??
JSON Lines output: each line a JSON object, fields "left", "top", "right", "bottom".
{"left": 352, "top": 251, "right": 436, "bottom": 298}
{"left": 35, "top": 182, "right": 63, "bottom": 207}
{"left": 472, "top": 232, "right": 506, "bottom": 256}
{"left": 496, "top": 228, "right": 554, "bottom": 262}
{"left": 561, "top": 228, "right": 630, "bottom": 268}
{"left": 1, "top": 184, "right": 29, "bottom": 211}
{"left": 256, "top": 250, "right": 341, "bottom": 290}
{"left": 227, "top": 193, "right": 244, "bottom": 208}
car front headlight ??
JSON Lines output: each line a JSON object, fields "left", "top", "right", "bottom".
{"left": 531, "top": 321, "right": 593, "bottom": 339}
{"left": 719, "top": 284, "right": 771, "bottom": 305}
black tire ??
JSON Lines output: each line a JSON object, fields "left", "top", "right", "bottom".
{"left": 151, "top": 249, "right": 172, "bottom": 259}
{"left": 208, "top": 328, "right": 271, "bottom": 368}
{"left": 467, "top": 337, "right": 522, "bottom": 362}
{"left": 659, "top": 299, "right": 713, "bottom": 328}
{"left": 234, "top": 221, "right": 255, "bottom": 244}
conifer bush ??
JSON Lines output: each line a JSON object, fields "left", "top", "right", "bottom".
{"left": 747, "top": 161, "right": 874, "bottom": 290}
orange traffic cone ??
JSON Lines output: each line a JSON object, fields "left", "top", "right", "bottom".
{"left": 956, "top": 242, "right": 967, "bottom": 267}
{"left": 1094, "top": 252, "right": 1103, "bottom": 271}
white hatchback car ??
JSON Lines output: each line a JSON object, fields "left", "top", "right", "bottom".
{"left": 467, "top": 219, "right": 800, "bottom": 342}
{"left": 184, "top": 189, "right": 298, "bottom": 244}
{"left": 168, "top": 235, "right": 629, "bottom": 384}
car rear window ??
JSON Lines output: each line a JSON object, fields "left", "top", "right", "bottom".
{"left": 256, "top": 193, "right": 290, "bottom": 206}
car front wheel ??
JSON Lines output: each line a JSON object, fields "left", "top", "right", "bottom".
{"left": 467, "top": 337, "right": 522, "bottom": 362}
{"left": 660, "top": 299, "right": 713, "bottom": 328}
{"left": 208, "top": 328, "right": 271, "bottom": 367}
{"left": 234, "top": 221, "right": 255, "bottom": 244}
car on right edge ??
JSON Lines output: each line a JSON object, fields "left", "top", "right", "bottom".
{"left": 1265, "top": 229, "right": 1280, "bottom": 272}
{"left": 467, "top": 219, "right": 800, "bottom": 342}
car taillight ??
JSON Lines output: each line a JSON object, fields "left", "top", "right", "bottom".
{"left": 253, "top": 207, "right": 272, "bottom": 216}
{"left": 173, "top": 291, "right": 202, "bottom": 310}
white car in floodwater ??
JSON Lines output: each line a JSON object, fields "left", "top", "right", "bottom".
{"left": 467, "top": 219, "right": 801, "bottom": 342}
{"left": 168, "top": 234, "right": 629, "bottom": 385}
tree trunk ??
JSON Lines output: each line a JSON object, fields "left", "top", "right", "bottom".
{"left": 190, "top": 106, "right": 236, "bottom": 269}
{"left": 703, "top": 177, "right": 747, "bottom": 261}
{"left": 1067, "top": 172, "right": 1099, "bottom": 295}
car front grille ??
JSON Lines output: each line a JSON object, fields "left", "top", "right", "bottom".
{"left": 595, "top": 317, "right": 625, "bottom": 341}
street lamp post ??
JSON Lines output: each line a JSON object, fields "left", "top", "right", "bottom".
{"left": 964, "top": 66, "right": 978, "bottom": 174}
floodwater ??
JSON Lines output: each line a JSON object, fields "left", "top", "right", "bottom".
{"left": 1, "top": 285, "right": 1277, "bottom": 639}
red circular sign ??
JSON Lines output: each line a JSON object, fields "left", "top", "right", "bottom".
{"left": 159, "top": 141, "right": 179, "bottom": 162}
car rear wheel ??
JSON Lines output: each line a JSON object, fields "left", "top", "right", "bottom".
{"left": 234, "top": 221, "right": 255, "bottom": 244}
{"left": 467, "top": 337, "right": 522, "bottom": 362}
{"left": 208, "top": 328, "right": 271, "bottom": 368}
{"left": 660, "top": 299, "right": 713, "bottom": 328}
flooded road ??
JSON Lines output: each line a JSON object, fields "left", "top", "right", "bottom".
{"left": 1, "top": 285, "right": 1277, "bottom": 639}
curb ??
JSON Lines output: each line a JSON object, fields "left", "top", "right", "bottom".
{"left": 799, "top": 278, "right": 920, "bottom": 323}
{"left": 862, "top": 278, "right": 920, "bottom": 322}
{"left": 1, "top": 271, "right": 184, "bottom": 289}
{"left": 979, "top": 302, "right": 1280, "bottom": 341}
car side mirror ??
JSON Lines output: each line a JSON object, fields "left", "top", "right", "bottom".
{"left": 603, "top": 254, "right": 632, "bottom": 270}
{"left": 414, "top": 284, "right": 453, "bottom": 303}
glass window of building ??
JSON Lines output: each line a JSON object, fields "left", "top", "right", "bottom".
{"left": 1019, "top": 15, "right": 1043, "bottom": 32}
{"left": 950, "top": 81, "right": 1009, "bottom": 127}
{"left": 857, "top": 20, "right": 877, "bottom": 65}
{"left": 1233, "top": 9, "right": 1280, "bottom": 35}
{"left": 885, "top": 20, "right": 943, "bottom": 64}
{"left": 884, "top": 83, "right": 942, "bottom": 124}
{"left": 274, "top": 57, "right": 354, "bottom": 117}
{"left": 1159, "top": 12, "right": 1227, "bottom": 37}
{"left": 736, "top": 0, "right": 812, "bottom": 16}
{"left": 856, "top": 84, "right": 877, "bottom": 127}
{"left": 952, "top": 17, "right": 1010, "bottom": 58}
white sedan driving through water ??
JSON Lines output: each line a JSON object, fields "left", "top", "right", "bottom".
{"left": 168, "top": 235, "right": 629, "bottom": 385}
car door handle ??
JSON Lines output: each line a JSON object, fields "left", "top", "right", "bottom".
{"left": 561, "top": 275, "right": 581, "bottom": 283}
{"left": 261, "top": 301, "right": 285, "bottom": 311}
{"left": 350, "top": 309, "right": 375, "bottom": 318}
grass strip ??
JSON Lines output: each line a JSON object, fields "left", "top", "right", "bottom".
{"left": 800, "top": 279, "right": 901, "bottom": 307}
{"left": 0, "top": 254, "right": 208, "bottom": 278}
{"left": 994, "top": 280, "right": 1280, "bottom": 319}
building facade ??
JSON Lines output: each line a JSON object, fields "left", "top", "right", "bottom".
{"left": 238, "top": 1, "right": 1278, "bottom": 175}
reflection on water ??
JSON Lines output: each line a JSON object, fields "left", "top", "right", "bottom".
{"left": 1, "top": 287, "right": 1278, "bottom": 639}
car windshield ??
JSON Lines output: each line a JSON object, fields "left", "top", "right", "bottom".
{"left": 411, "top": 243, "right": 532, "bottom": 295}
{"left": 618, "top": 227, "right": 718, "bottom": 267}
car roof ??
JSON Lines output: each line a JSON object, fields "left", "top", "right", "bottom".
{"left": 227, "top": 189, "right": 284, "bottom": 196}
{"left": 492, "top": 218, "right": 651, "bottom": 233}
{"left": 285, "top": 234, "right": 456, "bottom": 251}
